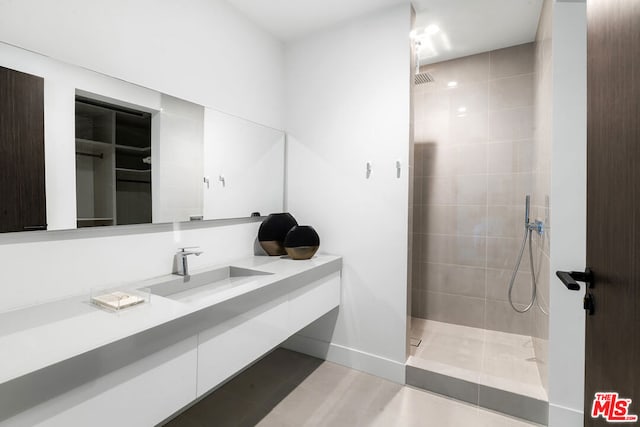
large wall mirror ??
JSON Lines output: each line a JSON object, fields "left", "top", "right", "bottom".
{"left": 0, "top": 41, "right": 285, "bottom": 234}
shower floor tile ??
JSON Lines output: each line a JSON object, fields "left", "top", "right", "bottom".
{"left": 407, "top": 318, "right": 547, "bottom": 401}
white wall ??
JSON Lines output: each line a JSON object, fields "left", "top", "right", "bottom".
{"left": 549, "top": 1, "right": 587, "bottom": 426}
{"left": 0, "top": 1, "right": 285, "bottom": 312}
{"left": 0, "top": 0, "right": 284, "bottom": 129}
{"left": 284, "top": 4, "right": 412, "bottom": 382}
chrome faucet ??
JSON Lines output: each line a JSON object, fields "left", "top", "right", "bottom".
{"left": 175, "top": 247, "right": 203, "bottom": 276}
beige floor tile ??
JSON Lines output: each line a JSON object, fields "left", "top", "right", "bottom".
{"left": 167, "top": 389, "right": 268, "bottom": 427}
{"left": 293, "top": 359, "right": 356, "bottom": 396}
{"left": 416, "top": 340, "right": 484, "bottom": 373}
{"left": 407, "top": 317, "right": 547, "bottom": 401}
{"left": 168, "top": 347, "right": 543, "bottom": 427}
{"left": 267, "top": 385, "right": 334, "bottom": 426}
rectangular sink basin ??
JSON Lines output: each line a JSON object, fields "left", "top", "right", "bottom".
{"left": 144, "top": 266, "right": 273, "bottom": 303}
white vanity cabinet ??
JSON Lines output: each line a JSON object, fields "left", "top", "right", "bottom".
{"left": 0, "top": 326, "right": 199, "bottom": 427}
{"left": 288, "top": 272, "right": 341, "bottom": 331}
{"left": 0, "top": 256, "right": 341, "bottom": 427}
{"left": 196, "top": 271, "right": 340, "bottom": 397}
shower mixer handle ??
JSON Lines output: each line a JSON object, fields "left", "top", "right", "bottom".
{"left": 527, "top": 219, "right": 545, "bottom": 235}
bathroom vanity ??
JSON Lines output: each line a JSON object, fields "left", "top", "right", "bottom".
{"left": 0, "top": 255, "right": 341, "bottom": 426}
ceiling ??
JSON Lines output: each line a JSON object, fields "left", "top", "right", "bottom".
{"left": 224, "top": 0, "right": 543, "bottom": 64}
{"left": 413, "top": 0, "right": 544, "bottom": 65}
{"left": 224, "top": 0, "right": 406, "bottom": 41}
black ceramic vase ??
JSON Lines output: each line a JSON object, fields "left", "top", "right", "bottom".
{"left": 258, "top": 213, "right": 298, "bottom": 256}
{"left": 284, "top": 225, "right": 320, "bottom": 260}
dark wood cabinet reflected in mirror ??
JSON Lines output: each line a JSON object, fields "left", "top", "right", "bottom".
{"left": 0, "top": 66, "right": 46, "bottom": 233}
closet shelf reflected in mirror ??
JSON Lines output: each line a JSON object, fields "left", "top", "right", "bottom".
{"left": 75, "top": 97, "right": 152, "bottom": 228}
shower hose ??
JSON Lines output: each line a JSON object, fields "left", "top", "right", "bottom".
{"left": 508, "top": 226, "right": 548, "bottom": 315}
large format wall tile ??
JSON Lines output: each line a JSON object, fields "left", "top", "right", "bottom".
{"left": 489, "top": 107, "right": 534, "bottom": 141}
{"left": 424, "top": 52, "right": 491, "bottom": 89}
{"left": 422, "top": 174, "right": 488, "bottom": 205}
{"left": 422, "top": 144, "right": 488, "bottom": 176}
{"left": 449, "top": 81, "right": 489, "bottom": 115}
{"left": 487, "top": 173, "right": 532, "bottom": 206}
{"left": 419, "top": 262, "right": 486, "bottom": 298}
{"left": 449, "top": 112, "right": 489, "bottom": 145}
{"left": 489, "top": 74, "right": 535, "bottom": 110}
{"left": 487, "top": 205, "right": 526, "bottom": 238}
{"left": 484, "top": 299, "right": 535, "bottom": 336}
{"left": 487, "top": 236, "right": 532, "bottom": 272}
{"left": 419, "top": 204, "right": 487, "bottom": 236}
{"left": 424, "top": 291, "right": 485, "bottom": 328}
{"left": 486, "top": 268, "right": 536, "bottom": 306}
{"left": 487, "top": 140, "right": 534, "bottom": 174}
{"left": 489, "top": 43, "right": 535, "bottom": 79}
{"left": 412, "top": 42, "right": 537, "bottom": 337}
{"left": 422, "top": 234, "right": 487, "bottom": 267}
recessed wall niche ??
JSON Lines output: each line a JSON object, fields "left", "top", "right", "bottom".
{"left": 75, "top": 97, "right": 152, "bottom": 228}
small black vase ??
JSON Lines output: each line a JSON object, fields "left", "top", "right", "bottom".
{"left": 258, "top": 213, "right": 298, "bottom": 256}
{"left": 284, "top": 225, "right": 320, "bottom": 260}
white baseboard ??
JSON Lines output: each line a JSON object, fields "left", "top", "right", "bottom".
{"left": 282, "top": 334, "right": 406, "bottom": 384}
{"left": 549, "top": 403, "right": 583, "bottom": 427}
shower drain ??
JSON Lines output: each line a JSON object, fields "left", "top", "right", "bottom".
{"left": 410, "top": 337, "right": 422, "bottom": 347}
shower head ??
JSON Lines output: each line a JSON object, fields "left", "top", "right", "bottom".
{"left": 525, "top": 195, "right": 531, "bottom": 226}
{"left": 415, "top": 72, "right": 435, "bottom": 85}
{"left": 413, "top": 38, "right": 434, "bottom": 85}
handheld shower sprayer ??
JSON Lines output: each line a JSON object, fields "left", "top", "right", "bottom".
{"left": 508, "top": 195, "right": 546, "bottom": 314}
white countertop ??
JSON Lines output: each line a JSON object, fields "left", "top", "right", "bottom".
{"left": 0, "top": 254, "right": 341, "bottom": 386}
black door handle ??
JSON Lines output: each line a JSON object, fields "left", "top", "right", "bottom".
{"left": 556, "top": 271, "right": 581, "bottom": 290}
{"left": 555, "top": 268, "right": 593, "bottom": 290}
{"left": 556, "top": 268, "right": 595, "bottom": 315}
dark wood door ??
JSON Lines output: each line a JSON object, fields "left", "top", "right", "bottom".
{"left": 0, "top": 66, "right": 46, "bottom": 233}
{"left": 586, "top": 0, "right": 640, "bottom": 424}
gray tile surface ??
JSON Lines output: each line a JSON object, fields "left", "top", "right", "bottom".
{"left": 406, "top": 365, "right": 479, "bottom": 406}
{"left": 423, "top": 291, "right": 485, "bottom": 327}
{"left": 407, "top": 319, "right": 547, "bottom": 401}
{"left": 165, "top": 348, "right": 541, "bottom": 427}
{"left": 479, "top": 385, "right": 548, "bottom": 425}
{"left": 412, "top": 42, "right": 541, "bottom": 336}
{"left": 489, "top": 43, "right": 535, "bottom": 80}
{"left": 419, "top": 262, "right": 486, "bottom": 298}
{"left": 407, "top": 319, "right": 548, "bottom": 425}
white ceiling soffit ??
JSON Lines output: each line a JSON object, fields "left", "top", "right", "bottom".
{"left": 224, "top": 0, "right": 406, "bottom": 41}
{"left": 412, "top": 0, "right": 543, "bottom": 65}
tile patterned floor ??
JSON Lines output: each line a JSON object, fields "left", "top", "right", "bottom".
{"left": 165, "top": 348, "right": 541, "bottom": 427}
{"left": 407, "top": 318, "right": 547, "bottom": 401}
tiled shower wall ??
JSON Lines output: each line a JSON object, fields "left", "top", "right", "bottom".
{"left": 412, "top": 43, "right": 540, "bottom": 336}
{"left": 531, "top": 0, "right": 552, "bottom": 395}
